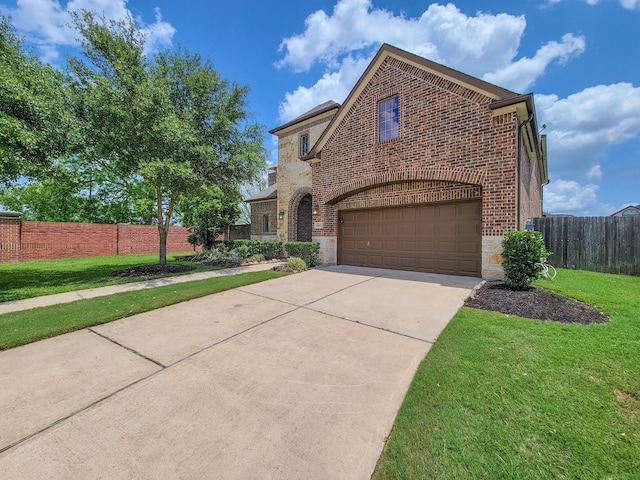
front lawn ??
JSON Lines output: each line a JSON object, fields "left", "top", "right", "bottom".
{"left": 0, "top": 270, "right": 287, "bottom": 350}
{"left": 0, "top": 252, "right": 214, "bottom": 302}
{"left": 374, "top": 270, "right": 640, "bottom": 479}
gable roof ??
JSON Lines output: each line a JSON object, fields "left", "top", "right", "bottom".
{"left": 300, "top": 43, "right": 548, "bottom": 184}
{"left": 269, "top": 100, "right": 341, "bottom": 135}
{"left": 301, "top": 43, "right": 519, "bottom": 161}
{"left": 245, "top": 183, "right": 277, "bottom": 203}
{"left": 611, "top": 204, "right": 640, "bottom": 216}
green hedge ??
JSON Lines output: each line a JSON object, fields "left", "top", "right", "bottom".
{"left": 284, "top": 242, "right": 320, "bottom": 267}
{"left": 220, "top": 240, "right": 283, "bottom": 260}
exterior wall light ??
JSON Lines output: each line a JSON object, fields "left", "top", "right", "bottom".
{"left": 312, "top": 205, "right": 319, "bottom": 215}
{"left": 278, "top": 211, "right": 284, "bottom": 220}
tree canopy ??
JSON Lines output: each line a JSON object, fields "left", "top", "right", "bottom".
{"left": 0, "top": 14, "right": 78, "bottom": 186}
{"left": 67, "top": 10, "right": 267, "bottom": 263}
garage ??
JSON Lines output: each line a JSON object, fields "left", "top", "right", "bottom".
{"left": 338, "top": 200, "right": 481, "bottom": 277}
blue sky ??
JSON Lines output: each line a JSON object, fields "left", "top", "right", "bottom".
{"left": 1, "top": 0, "right": 639, "bottom": 216}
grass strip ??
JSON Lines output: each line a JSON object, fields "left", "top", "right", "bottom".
{"left": 0, "top": 252, "right": 216, "bottom": 303}
{"left": 0, "top": 270, "right": 287, "bottom": 350}
{"left": 374, "top": 269, "right": 640, "bottom": 479}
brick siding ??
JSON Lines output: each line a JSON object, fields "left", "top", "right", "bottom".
{"left": 249, "top": 200, "right": 277, "bottom": 237}
{"left": 314, "top": 56, "right": 525, "bottom": 238}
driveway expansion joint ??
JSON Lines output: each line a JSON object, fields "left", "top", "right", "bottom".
{"left": 88, "top": 328, "right": 167, "bottom": 369}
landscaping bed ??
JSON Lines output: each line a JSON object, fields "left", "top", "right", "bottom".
{"left": 465, "top": 281, "right": 609, "bottom": 324}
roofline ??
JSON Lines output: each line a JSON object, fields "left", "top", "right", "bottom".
{"left": 269, "top": 102, "right": 341, "bottom": 135}
{"left": 302, "top": 43, "right": 520, "bottom": 161}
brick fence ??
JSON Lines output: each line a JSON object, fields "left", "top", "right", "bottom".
{"left": 0, "top": 212, "right": 196, "bottom": 262}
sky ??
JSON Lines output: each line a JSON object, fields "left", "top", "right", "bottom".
{"left": 1, "top": 0, "right": 639, "bottom": 216}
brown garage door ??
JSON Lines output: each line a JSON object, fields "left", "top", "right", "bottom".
{"left": 338, "top": 201, "right": 481, "bottom": 276}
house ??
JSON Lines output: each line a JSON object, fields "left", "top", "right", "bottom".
{"left": 248, "top": 44, "right": 548, "bottom": 278}
{"left": 610, "top": 205, "right": 640, "bottom": 217}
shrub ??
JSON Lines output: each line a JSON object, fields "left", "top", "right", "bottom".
{"left": 501, "top": 230, "right": 551, "bottom": 290}
{"left": 283, "top": 256, "right": 307, "bottom": 273}
{"left": 284, "top": 242, "right": 320, "bottom": 267}
{"left": 223, "top": 240, "right": 283, "bottom": 260}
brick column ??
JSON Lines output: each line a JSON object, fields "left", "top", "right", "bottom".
{"left": 0, "top": 212, "right": 22, "bottom": 262}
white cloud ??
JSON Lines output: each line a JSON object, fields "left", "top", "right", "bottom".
{"left": 277, "top": 0, "right": 585, "bottom": 121}
{"left": 544, "top": 179, "right": 599, "bottom": 213}
{"left": 482, "top": 33, "right": 585, "bottom": 92}
{"left": 278, "top": 1, "right": 527, "bottom": 77}
{"left": 536, "top": 83, "right": 640, "bottom": 178}
{"left": 2, "top": 0, "right": 175, "bottom": 61}
{"left": 278, "top": 54, "right": 370, "bottom": 122}
{"left": 587, "top": 165, "right": 602, "bottom": 180}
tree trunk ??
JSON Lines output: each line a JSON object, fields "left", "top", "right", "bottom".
{"left": 158, "top": 224, "right": 168, "bottom": 265}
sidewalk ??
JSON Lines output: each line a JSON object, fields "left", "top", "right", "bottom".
{"left": 0, "top": 262, "right": 283, "bottom": 315}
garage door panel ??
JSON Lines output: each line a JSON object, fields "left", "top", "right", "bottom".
{"left": 459, "top": 241, "right": 480, "bottom": 254}
{"left": 338, "top": 201, "right": 481, "bottom": 276}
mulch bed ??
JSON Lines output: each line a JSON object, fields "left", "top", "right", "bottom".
{"left": 109, "top": 264, "right": 196, "bottom": 278}
{"left": 465, "top": 281, "right": 609, "bottom": 324}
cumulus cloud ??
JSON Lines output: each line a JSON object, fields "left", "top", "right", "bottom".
{"left": 276, "top": 0, "right": 585, "bottom": 121}
{"left": 544, "top": 179, "right": 599, "bottom": 213}
{"left": 536, "top": 83, "right": 640, "bottom": 178}
{"left": 278, "top": 54, "right": 370, "bottom": 122}
{"left": 483, "top": 33, "right": 585, "bottom": 92}
{"left": 2, "top": 0, "right": 175, "bottom": 61}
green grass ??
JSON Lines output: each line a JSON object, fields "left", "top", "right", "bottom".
{"left": 0, "top": 270, "right": 287, "bottom": 350}
{"left": 374, "top": 269, "right": 640, "bottom": 479}
{"left": 0, "top": 252, "right": 215, "bottom": 302}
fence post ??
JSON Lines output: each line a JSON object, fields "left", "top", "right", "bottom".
{"left": 0, "top": 211, "right": 22, "bottom": 262}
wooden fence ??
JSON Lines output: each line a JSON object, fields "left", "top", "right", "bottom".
{"left": 533, "top": 216, "right": 639, "bottom": 275}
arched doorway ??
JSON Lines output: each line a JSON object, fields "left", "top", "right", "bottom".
{"left": 296, "top": 194, "right": 312, "bottom": 242}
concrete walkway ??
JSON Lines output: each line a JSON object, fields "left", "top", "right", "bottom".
{"left": 0, "top": 262, "right": 283, "bottom": 315}
{"left": 0, "top": 266, "right": 480, "bottom": 479}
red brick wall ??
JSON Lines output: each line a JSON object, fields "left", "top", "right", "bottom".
{"left": 314, "top": 56, "right": 519, "bottom": 238}
{"left": 0, "top": 213, "right": 21, "bottom": 262}
{"left": 0, "top": 215, "right": 195, "bottom": 262}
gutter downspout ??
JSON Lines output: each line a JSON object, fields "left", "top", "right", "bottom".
{"left": 517, "top": 113, "right": 534, "bottom": 230}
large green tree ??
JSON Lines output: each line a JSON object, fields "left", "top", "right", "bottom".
{"left": 0, "top": 14, "right": 77, "bottom": 186}
{"left": 69, "top": 11, "right": 266, "bottom": 264}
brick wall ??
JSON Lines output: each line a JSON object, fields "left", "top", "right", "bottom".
{"left": 314, "top": 56, "right": 519, "bottom": 239}
{"left": 249, "top": 200, "right": 277, "bottom": 238}
{"left": 0, "top": 212, "right": 21, "bottom": 262}
{"left": 0, "top": 214, "right": 195, "bottom": 262}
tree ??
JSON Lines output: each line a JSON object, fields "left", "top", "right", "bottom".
{"left": 69, "top": 11, "right": 266, "bottom": 264}
{"left": 0, "top": 157, "right": 156, "bottom": 223}
{"left": 0, "top": 14, "right": 78, "bottom": 186}
{"left": 178, "top": 187, "right": 240, "bottom": 250}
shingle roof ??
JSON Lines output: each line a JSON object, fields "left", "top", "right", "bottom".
{"left": 269, "top": 100, "right": 340, "bottom": 135}
{"left": 245, "top": 183, "right": 277, "bottom": 203}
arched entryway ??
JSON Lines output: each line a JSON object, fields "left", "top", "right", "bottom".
{"left": 296, "top": 194, "right": 313, "bottom": 242}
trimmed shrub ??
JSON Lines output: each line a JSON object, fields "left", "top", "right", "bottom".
{"left": 222, "top": 240, "right": 283, "bottom": 260}
{"left": 283, "top": 256, "right": 307, "bottom": 273}
{"left": 502, "top": 230, "right": 551, "bottom": 291}
{"left": 284, "top": 242, "right": 320, "bottom": 267}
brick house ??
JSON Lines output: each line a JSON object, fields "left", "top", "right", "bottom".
{"left": 248, "top": 44, "right": 548, "bottom": 278}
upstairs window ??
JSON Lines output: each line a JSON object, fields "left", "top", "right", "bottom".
{"left": 378, "top": 96, "right": 399, "bottom": 142}
{"left": 299, "top": 133, "right": 309, "bottom": 157}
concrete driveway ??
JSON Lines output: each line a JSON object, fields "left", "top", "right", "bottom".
{"left": 0, "top": 266, "right": 479, "bottom": 479}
